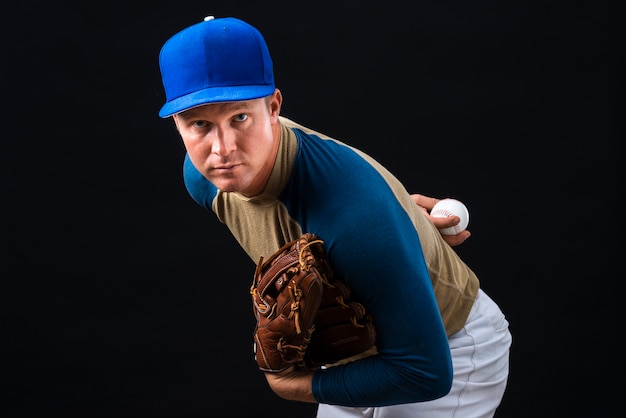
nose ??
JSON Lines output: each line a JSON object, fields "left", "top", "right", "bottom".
{"left": 211, "top": 128, "right": 237, "bottom": 156}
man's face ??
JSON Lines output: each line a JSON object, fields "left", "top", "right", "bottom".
{"left": 173, "top": 92, "right": 281, "bottom": 197}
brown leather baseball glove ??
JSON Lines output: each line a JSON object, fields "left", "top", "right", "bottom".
{"left": 250, "top": 233, "right": 326, "bottom": 372}
{"left": 250, "top": 233, "right": 376, "bottom": 372}
{"left": 303, "top": 272, "right": 377, "bottom": 369}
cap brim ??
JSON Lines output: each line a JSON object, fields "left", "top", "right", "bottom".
{"left": 159, "top": 85, "right": 275, "bottom": 118}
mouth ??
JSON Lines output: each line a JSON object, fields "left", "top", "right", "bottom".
{"left": 211, "top": 163, "right": 240, "bottom": 173}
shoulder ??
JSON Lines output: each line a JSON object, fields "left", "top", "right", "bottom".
{"left": 182, "top": 153, "right": 217, "bottom": 207}
{"left": 279, "top": 116, "right": 337, "bottom": 142}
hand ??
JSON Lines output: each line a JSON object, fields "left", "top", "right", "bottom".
{"left": 264, "top": 366, "right": 316, "bottom": 403}
{"left": 411, "top": 194, "right": 471, "bottom": 246}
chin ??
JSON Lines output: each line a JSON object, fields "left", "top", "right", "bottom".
{"left": 213, "top": 181, "right": 242, "bottom": 194}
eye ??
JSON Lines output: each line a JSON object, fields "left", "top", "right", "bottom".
{"left": 192, "top": 120, "right": 208, "bottom": 128}
{"left": 234, "top": 113, "right": 248, "bottom": 122}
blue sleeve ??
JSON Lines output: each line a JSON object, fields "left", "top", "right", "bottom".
{"left": 182, "top": 153, "right": 217, "bottom": 211}
{"left": 284, "top": 132, "right": 453, "bottom": 406}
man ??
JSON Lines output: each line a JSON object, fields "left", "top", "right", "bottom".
{"left": 158, "top": 15, "right": 511, "bottom": 417}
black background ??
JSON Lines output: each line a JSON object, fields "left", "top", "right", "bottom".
{"left": 2, "top": 1, "right": 621, "bottom": 417}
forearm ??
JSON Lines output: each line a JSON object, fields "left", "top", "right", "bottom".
{"left": 264, "top": 367, "right": 316, "bottom": 403}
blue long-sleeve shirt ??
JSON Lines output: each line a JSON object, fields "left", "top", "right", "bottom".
{"left": 183, "top": 116, "right": 479, "bottom": 407}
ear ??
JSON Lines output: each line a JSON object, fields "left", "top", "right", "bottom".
{"left": 269, "top": 89, "right": 282, "bottom": 122}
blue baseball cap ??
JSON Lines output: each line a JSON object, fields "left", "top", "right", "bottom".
{"left": 158, "top": 16, "right": 275, "bottom": 118}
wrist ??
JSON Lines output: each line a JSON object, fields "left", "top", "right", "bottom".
{"left": 264, "top": 368, "right": 316, "bottom": 403}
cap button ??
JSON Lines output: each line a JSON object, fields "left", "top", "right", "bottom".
{"left": 203, "top": 15, "right": 215, "bottom": 21}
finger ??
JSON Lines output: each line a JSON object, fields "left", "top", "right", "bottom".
{"left": 429, "top": 214, "right": 460, "bottom": 229}
{"left": 411, "top": 194, "right": 439, "bottom": 210}
{"left": 442, "top": 230, "right": 471, "bottom": 247}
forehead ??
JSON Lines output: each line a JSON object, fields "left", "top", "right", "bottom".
{"left": 177, "top": 99, "right": 261, "bottom": 119}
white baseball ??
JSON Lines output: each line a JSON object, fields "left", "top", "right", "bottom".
{"left": 430, "top": 198, "right": 470, "bottom": 235}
